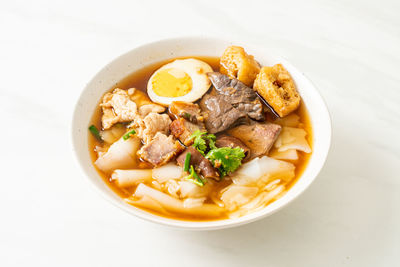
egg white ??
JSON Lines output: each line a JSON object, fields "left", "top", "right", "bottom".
{"left": 147, "top": 58, "right": 213, "bottom": 106}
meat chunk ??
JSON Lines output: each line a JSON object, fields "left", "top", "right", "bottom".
{"left": 138, "top": 133, "right": 183, "bottom": 166}
{"left": 101, "top": 87, "right": 166, "bottom": 131}
{"left": 138, "top": 103, "right": 165, "bottom": 117}
{"left": 207, "top": 72, "right": 264, "bottom": 121}
{"left": 215, "top": 135, "right": 250, "bottom": 161}
{"left": 253, "top": 64, "right": 300, "bottom": 117}
{"left": 200, "top": 73, "right": 267, "bottom": 134}
{"left": 169, "top": 101, "right": 204, "bottom": 123}
{"left": 176, "top": 147, "right": 219, "bottom": 180}
{"left": 169, "top": 101, "right": 206, "bottom": 145}
{"left": 139, "top": 113, "right": 171, "bottom": 144}
{"left": 170, "top": 118, "right": 206, "bottom": 146}
{"left": 127, "top": 88, "right": 153, "bottom": 107}
{"left": 199, "top": 93, "right": 246, "bottom": 134}
{"left": 219, "top": 46, "right": 261, "bottom": 87}
{"left": 227, "top": 123, "right": 282, "bottom": 159}
{"left": 101, "top": 88, "right": 138, "bottom": 129}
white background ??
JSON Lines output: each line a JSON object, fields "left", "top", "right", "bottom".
{"left": 1, "top": 0, "right": 399, "bottom": 266}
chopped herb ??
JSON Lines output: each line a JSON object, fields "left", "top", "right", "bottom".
{"left": 183, "top": 112, "right": 191, "bottom": 120}
{"left": 206, "top": 133, "right": 217, "bottom": 150}
{"left": 189, "top": 130, "right": 207, "bottom": 154}
{"left": 89, "top": 125, "right": 102, "bottom": 141}
{"left": 123, "top": 129, "right": 136, "bottom": 140}
{"left": 184, "top": 165, "right": 205, "bottom": 186}
{"left": 206, "top": 147, "right": 245, "bottom": 177}
{"left": 189, "top": 130, "right": 217, "bottom": 155}
{"left": 191, "top": 166, "right": 204, "bottom": 186}
{"left": 184, "top": 152, "right": 191, "bottom": 172}
{"left": 189, "top": 129, "right": 245, "bottom": 179}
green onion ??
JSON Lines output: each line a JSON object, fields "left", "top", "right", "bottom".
{"left": 191, "top": 166, "right": 204, "bottom": 186}
{"left": 183, "top": 112, "right": 191, "bottom": 120}
{"left": 123, "top": 129, "right": 136, "bottom": 140}
{"left": 89, "top": 125, "right": 102, "bottom": 141}
{"left": 184, "top": 152, "right": 191, "bottom": 172}
{"left": 184, "top": 165, "right": 205, "bottom": 186}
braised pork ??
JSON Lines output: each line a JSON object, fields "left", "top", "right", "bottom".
{"left": 227, "top": 123, "right": 282, "bottom": 158}
{"left": 176, "top": 147, "right": 219, "bottom": 180}
{"left": 138, "top": 133, "right": 183, "bottom": 166}
{"left": 207, "top": 72, "right": 264, "bottom": 121}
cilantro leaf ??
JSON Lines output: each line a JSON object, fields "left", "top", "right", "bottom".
{"left": 189, "top": 130, "right": 217, "bottom": 155}
{"left": 189, "top": 130, "right": 207, "bottom": 155}
{"left": 206, "top": 147, "right": 245, "bottom": 177}
{"left": 205, "top": 133, "right": 217, "bottom": 150}
{"left": 189, "top": 130, "right": 244, "bottom": 178}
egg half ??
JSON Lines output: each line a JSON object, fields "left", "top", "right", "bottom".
{"left": 147, "top": 58, "right": 213, "bottom": 106}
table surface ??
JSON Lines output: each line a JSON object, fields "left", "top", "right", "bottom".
{"left": 1, "top": 0, "right": 399, "bottom": 266}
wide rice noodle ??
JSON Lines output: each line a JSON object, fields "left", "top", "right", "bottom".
{"left": 258, "top": 156, "right": 295, "bottom": 182}
{"left": 179, "top": 180, "right": 211, "bottom": 198}
{"left": 111, "top": 169, "right": 152, "bottom": 187}
{"left": 274, "top": 127, "right": 311, "bottom": 153}
{"left": 263, "top": 179, "right": 281, "bottom": 191}
{"left": 95, "top": 136, "right": 141, "bottom": 173}
{"left": 229, "top": 185, "right": 285, "bottom": 218}
{"left": 232, "top": 156, "right": 295, "bottom": 185}
{"left": 152, "top": 163, "right": 183, "bottom": 183}
{"left": 133, "top": 183, "right": 224, "bottom": 217}
{"left": 220, "top": 185, "right": 258, "bottom": 211}
{"left": 165, "top": 179, "right": 180, "bottom": 198}
{"left": 100, "top": 124, "right": 127, "bottom": 144}
{"left": 274, "top": 113, "right": 300, "bottom": 127}
{"left": 183, "top": 197, "right": 206, "bottom": 208}
{"left": 270, "top": 149, "right": 298, "bottom": 160}
{"left": 125, "top": 195, "right": 169, "bottom": 214}
{"left": 232, "top": 158, "right": 262, "bottom": 185}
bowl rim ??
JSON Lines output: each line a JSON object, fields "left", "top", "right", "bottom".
{"left": 71, "top": 36, "right": 332, "bottom": 230}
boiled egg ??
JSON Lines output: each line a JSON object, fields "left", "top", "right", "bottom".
{"left": 147, "top": 58, "right": 213, "bottom": 106}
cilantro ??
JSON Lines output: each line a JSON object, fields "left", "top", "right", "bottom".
{"left": 206, "top": 133, "right": 217, "bottom": 150}
{"left": 184, "top": 165, "right": 205, "bottom": 186}
{"left": 189, "top": 130, "right": 245, "bottom": 179}
{"left": 189, "top": 130, "right": 217, "bottom": 155}
{"left": 206, "top": 147, "right": 245, "bottom": 177}
{"left": 190, "top": 130, "right": 207, "bottom": 154}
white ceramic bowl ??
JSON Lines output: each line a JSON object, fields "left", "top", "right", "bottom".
{"left": 71, "top": 37, "right": 331, "bottom": 230}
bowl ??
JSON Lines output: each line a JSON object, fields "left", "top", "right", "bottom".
{"left": 71, "top": 37, "right": 331, "bottom": 230}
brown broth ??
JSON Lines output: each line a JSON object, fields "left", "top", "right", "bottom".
{"left": 88, "top": 56, "right": 313, "bottom": 221}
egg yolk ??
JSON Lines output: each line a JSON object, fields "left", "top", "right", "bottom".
{"left": 151, "top": 68, "right": 192, "bottom": 97}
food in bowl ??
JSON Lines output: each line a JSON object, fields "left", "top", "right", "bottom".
{"left": 88, "top": 46, "right": 313, "bottom": 221}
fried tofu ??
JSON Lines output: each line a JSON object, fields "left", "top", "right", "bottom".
{"left": 253, "top": 64, "right": 300, "bottom": 117}
{"left": 219, "top": 46, "right": 260, "bottom": 87}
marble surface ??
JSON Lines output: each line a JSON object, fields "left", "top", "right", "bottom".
{"left": 1, "top": 0, "right": 399, "bottom": 266}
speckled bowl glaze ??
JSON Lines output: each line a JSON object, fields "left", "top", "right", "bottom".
{"left": 71, "top": 37, "right": 331, "bottom": 230}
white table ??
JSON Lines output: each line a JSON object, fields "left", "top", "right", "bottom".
{"left": 1, "top": 0, "right": 399, "bottom": 266}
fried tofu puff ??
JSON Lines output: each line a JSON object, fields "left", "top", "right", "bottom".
{"left": 253, "top": 64, "right": 300, "bottom": 117}
{"left": 219, "top": 46, "right": 261, "bottom": 87}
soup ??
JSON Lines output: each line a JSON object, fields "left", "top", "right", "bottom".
{"left": 88, "top": 46, "right": 312, "bottom": 221}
